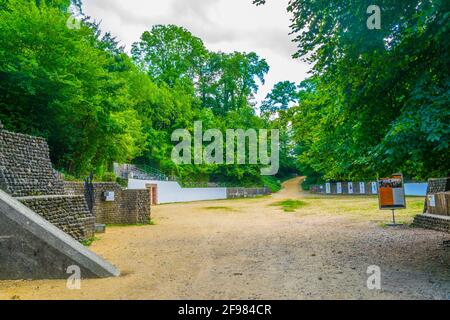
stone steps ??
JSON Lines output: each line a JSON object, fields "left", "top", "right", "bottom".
{"left": 16, "top": 195, "right": 95, "bottom": 241}
{"left": 413, "top": 214, "right": 450, "bottom": 233}
{"left": 0, "top": 189, "right": 120, "bottom": 279}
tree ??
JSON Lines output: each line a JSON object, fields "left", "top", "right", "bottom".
{"left": 131, "top": 25, "right": 208, "bottom": 87}
{"left": 260, "top": 81, "right": 298, "bottom": 115}
{"left": 256, "top": 0, "right": 450, "bottom": 180}
{"left": 0, "top": 0, "right": 146, "bottom": 175}
{"left": 205, "top": 51, "right": 269, "bottom": 114}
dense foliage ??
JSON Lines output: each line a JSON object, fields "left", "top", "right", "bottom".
{"left": 1, "top": 0, "right": 446, "bottom": 188}
{"left": 0, "top": 0, "right": 295, "bottom": 186}
{"left": 256, "top": 0, "right": 449, "bottom": 181}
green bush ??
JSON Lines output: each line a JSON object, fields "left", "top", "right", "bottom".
{"left": 261, "top": 176, "right": 282, "bottom": 193}
{"left": 116, "top": 177, "right": 128, "bottom": 188}
{"left": 98, "top": 172, "right": 117, "bottom": 182}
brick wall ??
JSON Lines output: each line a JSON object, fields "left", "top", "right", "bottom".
{"left": 17, "top": 195, "right": 95, "bottom": 241}
{"left": 64, "top": 181, "right": 151, "bottom": 225}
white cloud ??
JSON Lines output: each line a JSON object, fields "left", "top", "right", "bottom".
{"left": 82, "top": 0, "right": 312, "bottom": 104}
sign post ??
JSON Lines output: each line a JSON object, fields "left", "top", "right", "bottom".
{"left": 378, "top": 173, "right": 406, "bottom": 226}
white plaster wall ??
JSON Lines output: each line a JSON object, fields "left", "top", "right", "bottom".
{"left": 128, "top": 179, "right": 227, "bottom": 204}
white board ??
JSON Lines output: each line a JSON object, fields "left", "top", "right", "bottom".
{"left": 337, "top": 182, "right": 342, "bottom": 194}
{"left": 371, "top": 182, "right": 378, "bottom": 194}
{"left": 348, "top": 182, "right": 354, "bottom": 194}
{"left": 393, "top": 188, "right": 406, "bottom": 206}
{"left": 359, "top": 182, "right": 366, "bottom": 194}
{"left": 325, "top": 183, "right": 331, "bottom": 194}
{"left": 428, "top": 195, "right": 436, "bottom": 207}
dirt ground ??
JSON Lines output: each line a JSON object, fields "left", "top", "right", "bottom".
{"left": 0, "top": 177, "right": 449, "bottom": 300}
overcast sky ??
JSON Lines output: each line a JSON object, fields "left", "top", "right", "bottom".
{"left": 82, "top": 0, "right": 312, "bottom": 105}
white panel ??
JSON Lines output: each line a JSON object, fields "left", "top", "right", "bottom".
{"left": 428, "top": 195, "right": 436, "bottom": 207}
{"left": 371, "top": 182, "right": 378, "bottom": 194}
{"left": 128, "top": 179, "right": 227, "bottom": 204}
{"left": 392, "top": 188, "right": 405, "bottom": 206}
{"left": 348, "top": 182, "right": 354, "bottom": 194}
{"left": 359, "top": 182, "right": 365, "bottom": 194}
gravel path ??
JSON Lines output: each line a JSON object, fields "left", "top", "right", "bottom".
{"left": 0, "top": 177, "right": 449, "bottom": 300}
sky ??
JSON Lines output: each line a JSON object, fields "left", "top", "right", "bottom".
{"left": 82, "top": 0, "right": 312, "bottom": 105}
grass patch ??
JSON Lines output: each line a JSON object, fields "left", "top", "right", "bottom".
{"left": 271, "top": 200, "right": 307, "bottom": 212}
{"left": 203, "top": 206, "right": 235, "bottom": 212}
{"left": 80, "top": 236, "right": 100, "bottom": 247}
{"left": 106, "top": 221, "right": 156, "bottom": 228}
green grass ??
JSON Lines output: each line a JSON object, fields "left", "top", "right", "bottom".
{"left": 271, "top": 199, "right": 308, "bottom": 212}
{"left": 106, "top": 220, "right": 156, "bottom": 228}
{"left": 261, "top": 176, "right": 282, "bottom": 193}
{"left": 203, "top": 206, "right": 236, "bottom": 212}
{"left": 80, "top": 236, "right": 100, "bottom": 247}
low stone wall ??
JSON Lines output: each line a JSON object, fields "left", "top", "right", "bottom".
{"left": 227, "top": 187, "right": 271, "bottom": 199}
{"left": 64, "top": 182, "right": 151, "bottom": 225}
{"left": 413, "top": 214, "right": 450, "bottom": 233}
{"left": 16, "top": 195, "right": 95, "bottom": 241}
{"left": 64, "top": 181, "right": 86, "bottom": 196}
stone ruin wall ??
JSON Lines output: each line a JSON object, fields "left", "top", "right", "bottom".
{"left": 16, "top": 195, "right": 95, "bottom": 241}
{"left": 0, "top": 127, "right": 64, "bottom": 197}
{"left": 412, "top": 177, "right": 450, "bottom": 233}
{"left": 64, "top": 181, "right": 151, "bottom": 225}
{"left": 227, "top": 187, "right": 271, "bottom": 199}
{"left": 0, "top": 122, "right": 94, "bottom": 241}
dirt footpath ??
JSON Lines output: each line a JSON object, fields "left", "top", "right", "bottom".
{"left": 0, "top": 177, "right": 449, "bottom": 300}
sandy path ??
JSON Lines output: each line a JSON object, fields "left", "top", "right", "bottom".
{"left": 0, "top": 177, "right": 449, "bottom": 300}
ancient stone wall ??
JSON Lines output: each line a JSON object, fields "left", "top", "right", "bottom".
{"left": 64, "top": 181, "right": 151, "bottom": 225}
{"left": 412, "top": 214, "right": 450, "bottom": 233}
{"left": 227, "top": 187, "right": 271, "bottom": 199}
{"left": 64, "top": 181, "right": 86, "bottom": 196}
{"left": 0, "top": 123, "right": 94, "bottom": 242}
{"left": 426, "top": 178, "right": 450, "bottom": 194}
{"left": 16, "top": 195, "right": 95, "bottom": 241}
{"left": 0, "top": 128, "right": 64, "bottom": 197}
